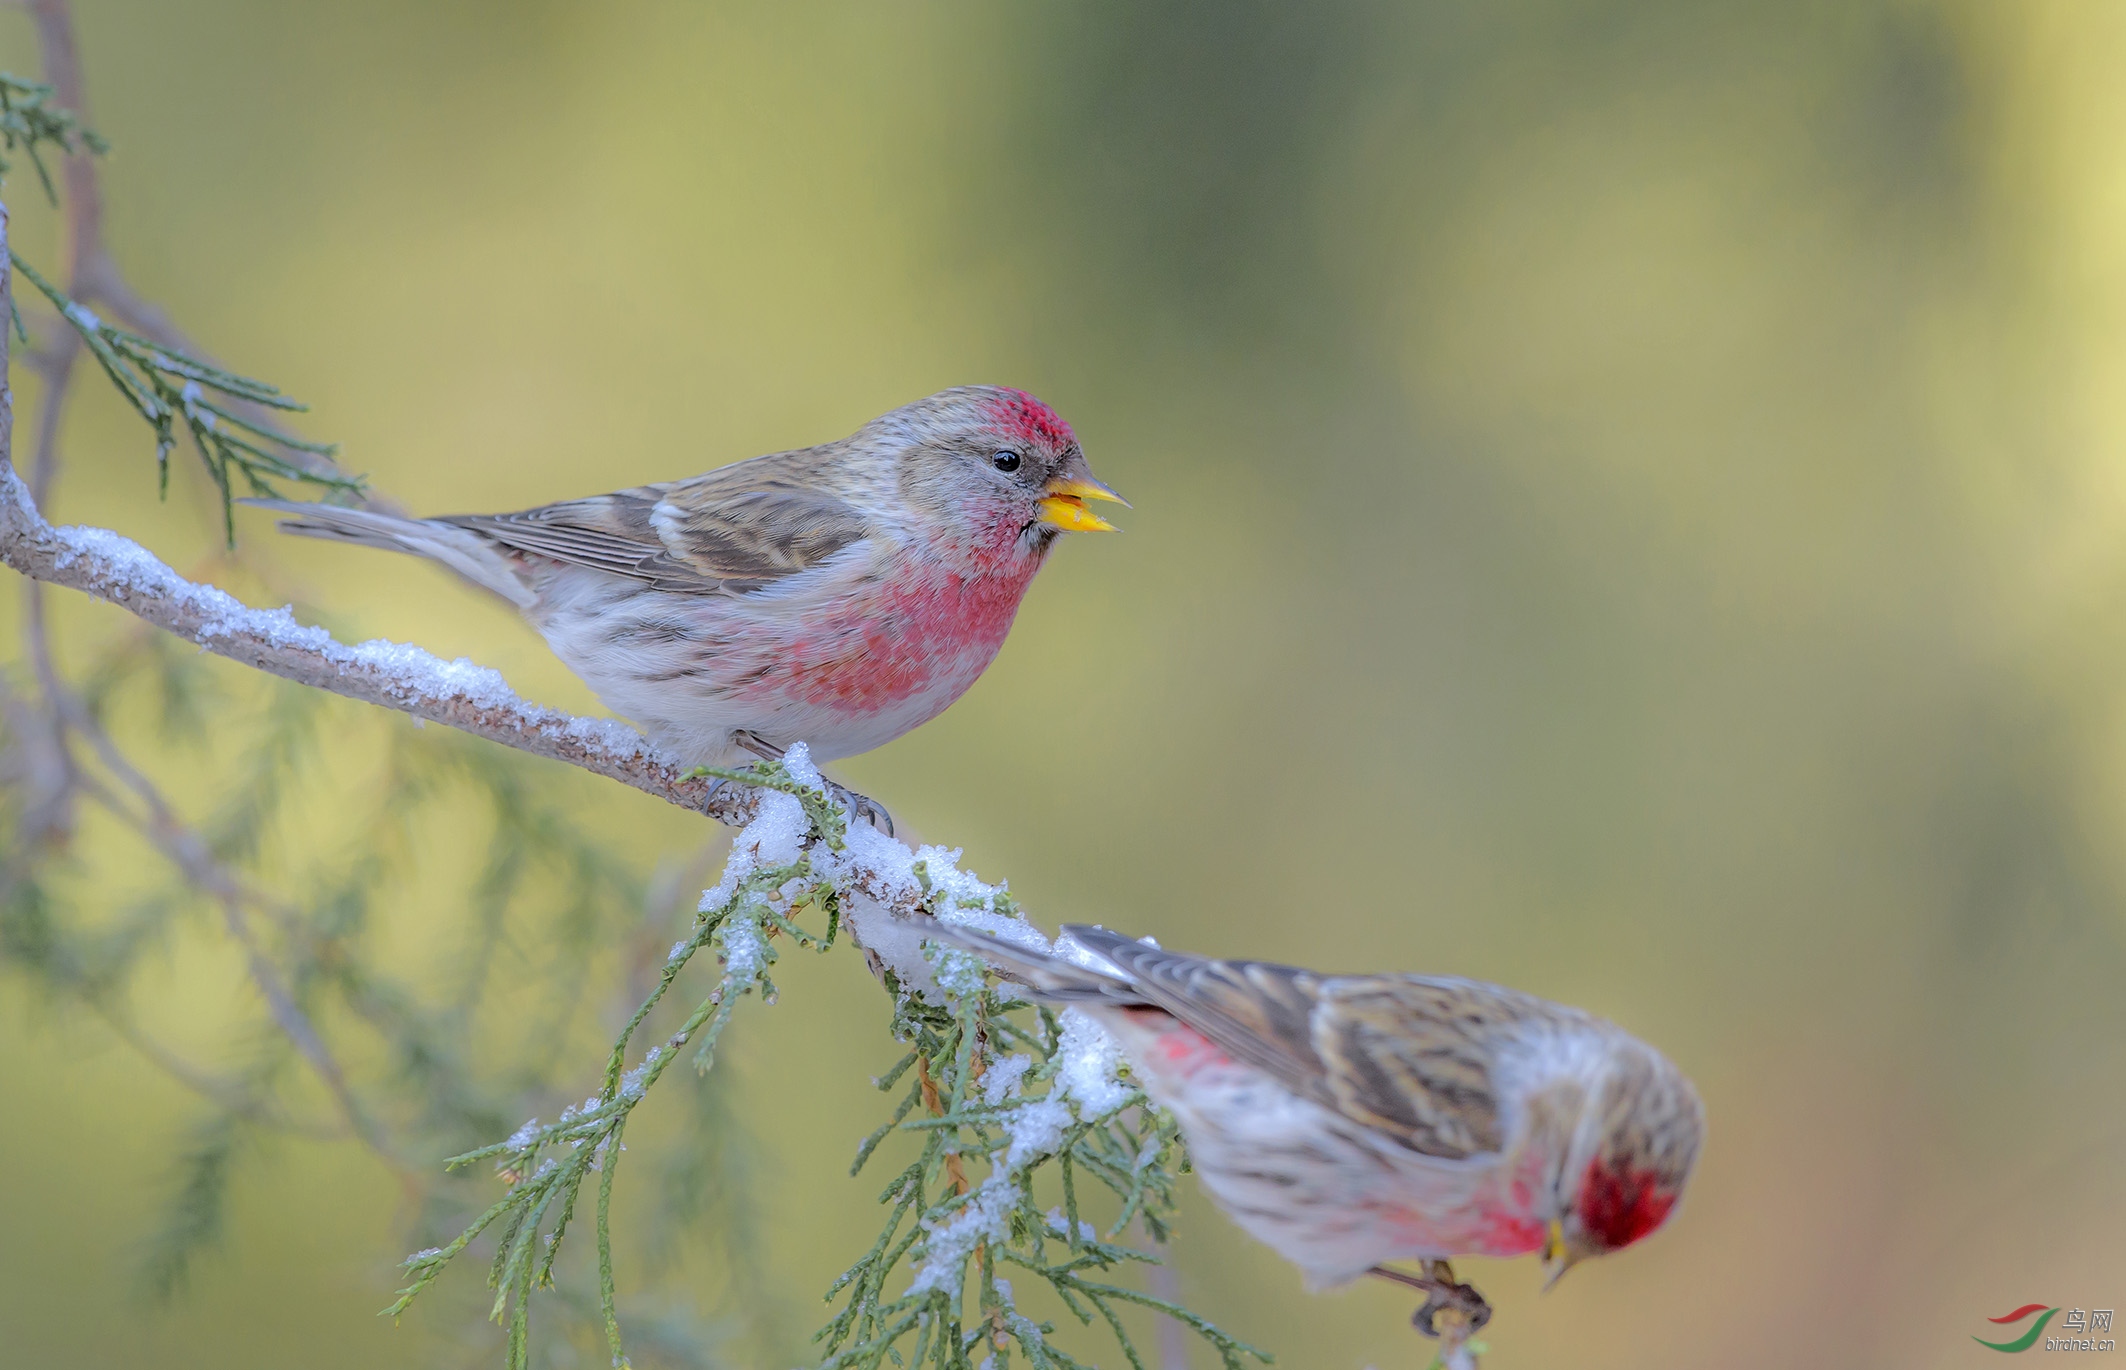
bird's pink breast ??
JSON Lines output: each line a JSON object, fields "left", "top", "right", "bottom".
{"left": 1152, "top": 1022, "right": 1234, "bottom": 1076}
{"left": 749, "top": 553, "right": 1040, "bottom": 717}
{"left": 1358, "top": 1143, "right": 1550, "bottom": 1259}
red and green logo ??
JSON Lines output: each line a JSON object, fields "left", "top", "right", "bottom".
{"left": 1976, "top": 1305, "right": 2057, "bottom": 1353}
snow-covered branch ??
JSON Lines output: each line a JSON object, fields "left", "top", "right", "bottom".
{"left": 51, "top": 514, "right": 743, "bottom": 799}
{"left": 0, "top": 470, "right": 746, "bottom": 821}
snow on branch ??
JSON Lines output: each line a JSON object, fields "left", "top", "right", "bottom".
{"left": 0, "top": 384, "right": 757, "bottom": 832}
{"left": 0, "top": 463, "right": 747, "bottom": 821}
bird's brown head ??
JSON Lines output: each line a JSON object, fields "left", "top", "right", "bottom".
{"left": 1541, "top": 1040, "right": 1703, "bottom": 1287}
{"left": 869, "top": 386, "right": 1125, "bottom": 566}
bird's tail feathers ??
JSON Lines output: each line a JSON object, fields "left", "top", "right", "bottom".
{"left": 916, "top": 917, "right": 1145, "bottom": 1007}
{"left": 243, "top": 499, "right": 535, "bottom": 608}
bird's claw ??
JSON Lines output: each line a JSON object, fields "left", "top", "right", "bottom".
{"left": 728, "top": 731, "right": 893, "bottom": 835}
{"left": 827, "top": 780, "right": 894, "bottom": 836}
{"left": 1409, "top": 1263, "right": 1492, "bottom": 1342}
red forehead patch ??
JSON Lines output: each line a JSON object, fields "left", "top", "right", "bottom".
{"left": 1575, "top": 1157, "right": 1677, "bottom": 1251}
{"left": 990, "top": 389, "right": 1075, "bottom": 450}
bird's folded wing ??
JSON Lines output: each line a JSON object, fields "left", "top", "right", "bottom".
{"left": 1062, "top": 927, "right": 1505, "bottom": 1160}
{"left": 1310, "top": 980, "right": 1507, "bottom": 1159}
{"left": 441, "top": 461, "right": 873, "bottom": 594}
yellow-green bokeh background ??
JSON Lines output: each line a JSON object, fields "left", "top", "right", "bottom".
{"left": 6, "top": 2, "right": 2126, "bottom": 1366}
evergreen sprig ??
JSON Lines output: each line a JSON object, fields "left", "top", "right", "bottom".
{"left": 0, "top": 649, "right": 748, "bottom": 1359}
{"left": 10, "top": 253, "right": 362, "bottom": 543}
{"left": 387, "top": 785, "right": 833, "bottom": 1370}
{"left": 0, "top": 71, "right": 107, "bottom": 204}
{"left": 815, "top": 972, "right": 1266, "bottom": 1370}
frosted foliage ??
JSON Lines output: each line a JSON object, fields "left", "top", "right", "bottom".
{"left": 1045, "top": 1209, "right": 1098, "bottom": 1243}
{"left": 697, "top": 790, "right": 807, "bottom": 914}
{"left": 719, "top": 916, "right": 766, "bottom": 984}
{"left": 902, "top": 1010, "right": 1123, "bottom": 1297}
{"left": 981, "top": 1053, "right": 1033, "bottom": 1106}
{"left": 907, "top": 1176, "right": 1016, "bottom": 1296}
{"left": 1055, "top": 1009, "right": 1129, "bottom": 1118}
{"left": 813, "top": 823, "right": 1049, "bottom": 998}
{"left": 927, "top": 944, "right": 989, "bottom": 1000}
{"left": 778, "top": 740, "right": 825, "bottom": 791}
{"left": 618, "top": 1047, "right": 664, "bottom": 1102}
{"left": 665, "top": 747, "right": 1141, "bottom": 1304}
{"left": 1000, "top": 1098, "right": 1069, "bottom": 1169}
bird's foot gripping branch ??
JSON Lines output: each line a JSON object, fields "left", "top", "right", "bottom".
{"left": 389, "top": 747, "right": 1270, "bottom": 1370}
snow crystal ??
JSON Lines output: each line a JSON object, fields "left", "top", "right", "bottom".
{"left": 697, "top": 784, "right": 809, "bottom": 915}
{"left": 504, "top": 1117, "right": 541, "bottom": 1150}
{"left": 927, "top": 943, "right": 989, "bottom": 1000}
{"left": 746, "top": 790, "right": 808, "bottom": 868}
{"left": 618, "top": 1046, "right": 664, "bottom": 1101}
{"left": 667, "top": 939, "right": 690, "bottom": 964}
{"left": 557, "top": 1091, "right": 603, "bottom": 1124}
{"left": 1044, "top": 1208, "right": 1099, "bottom": 1243}
{"left": 907, "top": 1175, "right": 1016, "bottom": 1296}
{"left": 980, "top": 1054, "right": 1033, "bottom": 1106}
{"left": 719, "top": 916, "right": 766, "bottom": 983}
{"left": 64, "top": 302, "right": 100, "bottom": 333}
{"left": 838, "top": 894, "right": 942, "bottom": 1000}
{"left": 1054, "top": 1009, "right": 1128, "bottom": 1119}
{"left": 779, "top": 740, "right": 824, "bottom": 790}
{"left": 1000, "top": 1097, "right": 1069, "bottom": 1170}
{"left": 913, "top": 845, "right": 1001, "bottom": 916}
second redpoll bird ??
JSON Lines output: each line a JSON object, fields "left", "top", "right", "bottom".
{"left": 931, "top": 921, "right": 1703, "bottom": 1338}
{"left": 248, "top": 386, "right": 1121, "bottom": 785}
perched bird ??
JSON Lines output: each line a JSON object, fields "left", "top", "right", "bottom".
{"left": 249, "top": 387, "right": 1121, "bottom": 820}
{"left": 931, "top": 922, "right": 1702, "bottom": 1338}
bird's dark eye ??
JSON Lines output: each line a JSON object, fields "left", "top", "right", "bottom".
{"left": 991, "top": 450, "right": 1022, "bottom": 473}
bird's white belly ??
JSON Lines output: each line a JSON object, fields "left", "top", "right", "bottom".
{"left": 1098, "top": 1010, "right": 1520, "bottom": 1288}
{"left": 524, "top": 571, "right": 1001, "bottom": 765}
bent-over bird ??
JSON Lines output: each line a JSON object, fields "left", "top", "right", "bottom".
{"left": 930, "top": 921, "right": 1703, "bottom": 1344}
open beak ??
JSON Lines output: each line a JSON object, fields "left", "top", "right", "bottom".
{"left": 1539, "top": 1219, "right": 1588, "bottom": 1291}
{"left": 1037, "top": 474, "right": 1128, "bottom": 534}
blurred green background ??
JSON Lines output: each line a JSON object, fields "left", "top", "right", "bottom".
{"left": 5, "top": 1, "right": 2126, "bottom": 1366}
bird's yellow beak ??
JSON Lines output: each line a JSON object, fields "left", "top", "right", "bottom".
{"left": 1037, "top": 475, "right": 1128, "bottom": 533}
{"left": 1539, "top": 1218, "right": 1588, "bottom": 1291}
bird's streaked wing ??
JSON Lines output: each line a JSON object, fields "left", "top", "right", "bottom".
{"left": 1061, "top": 926, "right": 1511, "bottom": 1160}
{"left": 442, "top": 450, "right": 872, "bottom": 594}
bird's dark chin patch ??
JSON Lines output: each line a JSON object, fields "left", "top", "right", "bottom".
{"left": 1019, "top": 522, "right": 1060, "bottom": 557}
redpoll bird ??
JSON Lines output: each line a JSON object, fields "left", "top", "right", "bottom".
{"left": 933, "top": 922, "right": 1703, "bottom": 1338}
{"left": 248, "top": 387, "right": 1121, "bottom": 814}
